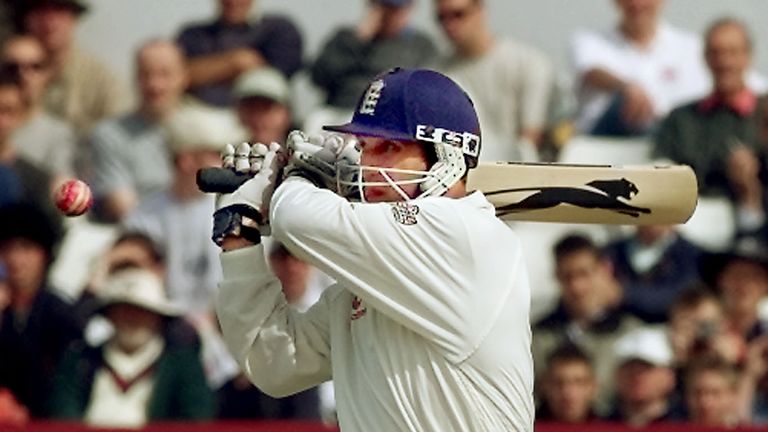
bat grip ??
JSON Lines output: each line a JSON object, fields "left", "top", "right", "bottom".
{"left": 196, "top": 168, "right": 251, "bottom": 194}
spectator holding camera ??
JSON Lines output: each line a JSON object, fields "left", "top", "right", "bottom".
{"left": 668, "top": 287, "right": 744, "bottom": 368}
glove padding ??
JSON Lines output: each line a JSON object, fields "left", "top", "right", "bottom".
{"left": 212, "top": 142, "right": 286, "bottom": 246}
{"left": 285, "top": 130, "right": 361, "bottom": 199}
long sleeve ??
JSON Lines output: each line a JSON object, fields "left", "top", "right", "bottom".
{"left": 216, "top": 245, "right": 333, "bottom": 397}
{"left": 270, "top": 178, "right": 512, "bottom": 362}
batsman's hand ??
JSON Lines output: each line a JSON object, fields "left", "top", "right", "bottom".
{"left": 212, "top": 142, "right": 286, "bottom": 247}
{"left": 285, "top": 130, "right": 361, "bottom": 199}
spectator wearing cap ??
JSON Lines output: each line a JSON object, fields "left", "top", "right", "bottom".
{"left": 308, "top": 0, "right": 435, "bottom": 129}
{"left": 434, "top": 0, "right": 554, "bottom": 162}
{"left": 700, "top": 241, "right": 768, "bottom": 343}
{"left": 536, "top": 343, "right": 601, "bottom": 423}
{"left": 533, "top": 234, "right": 642, "bottom": 415}
{"left": 20, "top": 0, "right": 129, "bottom": 139}
{"left": 2, "top": 34, "right": 76, "bottom": 181}
{"left": 603, "top": 225, "right": 703, "bottom": 323}
{"left": 607, "top": 326, "right": 682, "bottom": 426}
{"left": 89, "top": 40, "right": 189, "bottom": 223}
{"left": 234, "top": 66, "right": 294, "bottom": 144}
{"left": 176, "top": 0, "right": 303, "bottom": 108}
{"left": 75, "top": 231, "right": 200, "bottom": 349}
{"left": 0, "top": 202, "right": 83, "bottom": 418}
{"left": 49, "top": 268, "right": 214, "bottom": 428}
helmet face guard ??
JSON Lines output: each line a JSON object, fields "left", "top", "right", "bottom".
{"left": 324, "top": 68, "right": 481, "bottom": 201}
{"left": 337, "top": 130, "right": 477, "bottom": 202}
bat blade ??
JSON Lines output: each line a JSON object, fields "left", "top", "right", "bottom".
{"left": 466, "top": 162, "right": 698, "bottom": 225}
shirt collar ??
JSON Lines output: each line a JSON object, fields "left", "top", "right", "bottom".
{"left": 698, "top": 88, "right": 758, "bottom": 117}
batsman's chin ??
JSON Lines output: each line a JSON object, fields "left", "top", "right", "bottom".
{"left": 363, "top": 187, "right": 388, "bottom": 202}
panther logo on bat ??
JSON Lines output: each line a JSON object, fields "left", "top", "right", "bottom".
{"left": 487, "top": 178, "right": 652, "bottom": 218}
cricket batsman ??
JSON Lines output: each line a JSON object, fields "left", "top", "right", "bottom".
{"left": 212, "top": 68, "right": 534, "bottom": 431}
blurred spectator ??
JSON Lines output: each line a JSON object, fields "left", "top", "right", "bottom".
{"left": 89, "top": 40, "right": 188, "bottom": 223}
{"left": 532, "top": 234, "right": 642, "bottom": 414}
{"left": 434, "top": 0, "right": 554, "bottom": 161}
{"left": 0, "top": 202, "right": 83, "bottom": 418}
{"left": 2, "top": 34, "right": 75, "bottom": 181}
{"left": 654, "top": 18, "right": 767, "bottom": 209}
{"left": 700, "top": 241, "right": 768, "bottom": 342}
{"left": 668, "top": 287, "right": 743, "bottom": 368}
{"left": 20, "top": 0, "right": 129, "bottom": 140}
{"left": 177, "top": 0, "right": 303, "bottom": 108}
{"left": 218, "top": 242, "right": 326, "bottom": 421}
{"left": 536, "top": 343, "right": 600, "bottom": 423}
{"left": 234, "top": 66, "right": 293, "bottom": 143}
{"left": 309, "top": 0, "right": 434, "bottom": 126}
{"left": 684, "top": 356, "right": 741, "bottom": 427}
{"left": 49, "top": 268, "right": 214, "bottom": 428}
{"left": 124, "top": 104, "right": 244, "bottom": 316}
{"left": 75, "top": 231, "right": 202, "bottom": 361}
{"left": 0, "top": 69, "right": 54, "bottom": 212}
{"left": 608, "top": 326, "right": 681, "bottom": 426}
{"left": 571, "top": 0, "right": 709, "bottom": 136}
{"left": 604, "top": 225, "right": 702, "bottom": 323}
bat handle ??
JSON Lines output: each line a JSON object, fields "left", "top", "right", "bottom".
{"left": 196, "top": 167, "right": 251, "bottom": 194}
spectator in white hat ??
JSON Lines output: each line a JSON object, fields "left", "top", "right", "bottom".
{"left": 49, "top": 268, "right": 214, "bottom": 428}
{"left": 607, "top": 326, "right": 681, "bottom": 426}
{"left": 234, "top": 66, "right": 293, "bottom": 145}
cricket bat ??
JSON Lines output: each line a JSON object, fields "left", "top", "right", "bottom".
{"left": 467, "top": 162, "right": 697, "bottom": 225}
{"left": 198, "top": 162, "right": 698, "bottom": 225}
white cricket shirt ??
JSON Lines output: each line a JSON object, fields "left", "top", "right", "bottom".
{"left": 571, "top": 22, "right": 710, "bottom": 133}
{"left": 217, "top": 178, "right": 534, "bottom": 431}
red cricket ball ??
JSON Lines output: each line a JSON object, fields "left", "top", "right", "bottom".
{"left": 54, "top": 179, "right": 93, "bottom": 217}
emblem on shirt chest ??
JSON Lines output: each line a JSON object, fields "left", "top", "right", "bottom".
{"left": 350, "top": 295, "right": 367, "bottom": 321}
{"left": 391, "top": 202, "right": 420, "bottom": 225}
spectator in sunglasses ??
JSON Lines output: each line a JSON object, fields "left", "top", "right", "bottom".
{"left": 1, "top": 34, "right": 75, "bottom": 182}
{"left": 434, "top": 0, "right": 555, "bottom": 162}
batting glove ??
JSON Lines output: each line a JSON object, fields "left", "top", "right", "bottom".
{"left": 285, "top": 130, "right": 361, "bottom": 199}
{"left": 212, "top": 142, "right": 286, "bottom": 246}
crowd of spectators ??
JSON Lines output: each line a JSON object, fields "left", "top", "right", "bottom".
{"left": 0, "top": 0, "right": 767, "bottom": 429}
